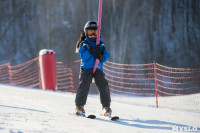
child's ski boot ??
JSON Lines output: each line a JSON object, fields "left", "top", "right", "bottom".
{"left": 76, "top": 106, "right": 85, "bottom": 116}
{"left": 103, "top": 107, "right": 119, "bottom": 121}
{"left": 103, "top": 107, "right": 112, "bottom": 117}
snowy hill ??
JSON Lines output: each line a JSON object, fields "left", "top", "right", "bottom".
{"left": 0, "top": 84, "right": 199, "bottom": 133}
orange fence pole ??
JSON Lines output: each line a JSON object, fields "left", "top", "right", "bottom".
{"left": 8, "top": 62, "right": 12, "bottom": 85}
{"left": 154, "top": 62, "right": 158, "bottom": 108}
{"left": 70, "top": 68, "right": 74, "bottom": 93}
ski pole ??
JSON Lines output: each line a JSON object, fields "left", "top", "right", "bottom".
{"left": 93, "top": 0, "right": 103, "bottom": 73}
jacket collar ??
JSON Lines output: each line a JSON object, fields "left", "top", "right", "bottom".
{"left": 85, "top": 37, "right": 102, "bottom": 47}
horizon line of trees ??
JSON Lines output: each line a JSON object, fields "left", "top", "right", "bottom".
{"left": 0, "top": 0, "right": 200, "bottom": 68}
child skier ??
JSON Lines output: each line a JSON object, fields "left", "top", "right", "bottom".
{"left": 75, "top": 21, "right": 111, "bottom": 116}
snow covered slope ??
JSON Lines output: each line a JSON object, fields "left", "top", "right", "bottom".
{"left": 0, "top": 84, "right": 200, "bottom": 133}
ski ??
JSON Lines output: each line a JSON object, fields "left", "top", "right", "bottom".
{"left": 73, "top": 113, "right": 119, "bottom": 121}
{"left": 86, "top": 114, "right": 96, "bottom": 119}
{"left": 101, "top": 114, "right": 119, "bottom": 121}
{"left": 105, "top": 115, "right": 119, "bottom": 121}
{"left": 110, "top": 116, "right": 119, "bottom": 121}
{"left": 74, "top": 113, "right": 96, "bottom": 119}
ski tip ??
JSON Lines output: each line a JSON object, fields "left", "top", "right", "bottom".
{"left": 111, "top": 116, "right": 119, "bottom": 121}
{"left": 87, "top": 115, "right": 96, "bottom": 119}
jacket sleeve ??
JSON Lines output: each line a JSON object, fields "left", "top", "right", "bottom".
{"left": 78, "top": 43, "right": 92, "bottom": 61}
{"left": 102, "top": 46, "right": 110, "bottom": 63}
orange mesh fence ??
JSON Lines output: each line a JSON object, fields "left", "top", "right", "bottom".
{"left": 8, "top": 58, "right": 39, "bottom": 88}
{"left": 0, "top": 57, "right": 74, "bottom": 92}
{"left": 102, "top": 62, "right": 200, "bottom": 96}
{"left": 66, "top": 60, "right": 200, "bottom": 96}
{"left": 0, "top": 58, "right": 200, "bottom": 111}
{"left": 156, "top": 63, "right": 200, "bottom": 96}
{"left": 0, "top": 63, "right": 10, "bottom": 84}
{"left": 56, "top": 62, "right": 74, "bottom": 92}
{"left": 104, "top": 61, "right": 155, "bottom": 96}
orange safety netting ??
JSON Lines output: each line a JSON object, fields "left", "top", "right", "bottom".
{"left": 56, "top": 62, "right": 74, "bottom": 92}
{"left": 0, "top": 63, "right": 10, "bottom": 84}
{"left": 156, "top": 63, "right": 200, "bottom": 96}
{"left": 0, "top": 59, "right": 200, "bottom": 97}
{"left": 1, "top": 59, "right": 200, "bottom": 110}
{"left": 10, "top": 58, "right": 39, "bottom": 88}
{"left": 0, "top": 58, "right": 74, "bottom": 92}
{"left": 104, "top": 61, "right": 155, "bottom": 96}
{"left": 103, "top": 61, "right": 200, "bottom": 96}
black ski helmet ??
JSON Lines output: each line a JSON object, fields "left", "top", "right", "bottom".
{"left": 84, "top": 21, "right": 97, "bottom": 34}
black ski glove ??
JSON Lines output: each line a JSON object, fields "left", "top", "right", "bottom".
{"left": 89, "top": 45, "right": 101, "bottom": 55}
{"left": 96, "top": 54, "right": 103, "bottom": 62}
{"left": 88, "top": 47, "right": 95, "bottom": 55}
{"left": 93, "top": 45, "right": 103, "bottom": 62}
{"left": 93, "top": 45, "right": 101, "bottom": 54}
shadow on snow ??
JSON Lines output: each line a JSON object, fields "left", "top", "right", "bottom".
{"left": 95, "top": 117, "right": 200, "bottom": 131}
{"left": 0, "top": 104, "right": 49, "bottom": 113}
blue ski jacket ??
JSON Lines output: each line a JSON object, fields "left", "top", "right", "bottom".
{"left": 78, "top": 38, "right": 110, "bottom": 71}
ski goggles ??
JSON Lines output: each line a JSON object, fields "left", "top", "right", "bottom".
{"left": 87, "top": 30, "right": 97, "bottom": 35}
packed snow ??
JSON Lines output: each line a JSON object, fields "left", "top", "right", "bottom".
{"left": 0, "top": 84, "right": 200, "bottom": 133}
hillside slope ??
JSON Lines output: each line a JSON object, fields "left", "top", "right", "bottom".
{"left": 0, "top": 84, "right": 199, "bottom": 133}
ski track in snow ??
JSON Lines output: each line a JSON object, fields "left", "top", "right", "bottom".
{"left": 0, "top": 84, "right": 200, "bottom": 133}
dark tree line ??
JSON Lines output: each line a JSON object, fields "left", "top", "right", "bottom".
{"left": 0, "top": 0, "right": 199, "bottom": 68}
